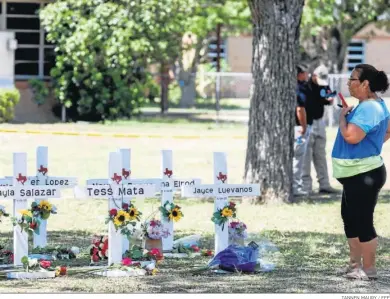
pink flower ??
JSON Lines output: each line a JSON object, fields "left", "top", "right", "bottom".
{"left": 191, "top": 245, "right": 200, "bottom": 252}
{"left": 122, "top": 257, "right": 132, "bottom": 266}
{"left": 40, "top": 260, "right": 51, "bottom": 268}
{"left": 230, "top": 222, "right": 239, "bottom": 228}
{"left": 149, "top": 248, "right": 161, "bottom": 256}
{"left": 150, "top": 220, "right": 158, "bottom": 227}
{"left": 122, "top": 203, "right": 129, "bottom": 210}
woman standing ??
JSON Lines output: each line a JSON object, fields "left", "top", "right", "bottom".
{"left": 331, "top": 64, "right": 390, "bottom": 280}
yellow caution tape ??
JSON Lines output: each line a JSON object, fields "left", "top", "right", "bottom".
{"left": 0, "top": 128, "right": 246, "bottom": 139}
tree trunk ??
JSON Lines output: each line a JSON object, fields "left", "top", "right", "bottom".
{"left": 245, "top": 0, "right": 304, "bottom": 203}
{"left": 160, "top": 63, "right": 170, "bottom": 114}
{"left": 178, "top": 70, "right": 196, "bottom": 108}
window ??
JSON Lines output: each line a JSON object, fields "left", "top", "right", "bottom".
{"left": 207, "top": 38, "right": 227, "bottom": 70}
{"left": 346, "top": 41, "right": 365, "bottom": 71}
{"left": 5, "top": 1, "right": 55, "bottom": 80}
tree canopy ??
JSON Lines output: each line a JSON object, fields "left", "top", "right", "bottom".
{"left": 300, "top": 0, "right": 390, "bottom": 72}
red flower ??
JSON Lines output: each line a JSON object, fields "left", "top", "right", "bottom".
{"left": 149, "top": 248, "right": 163, "bottom": 261}
{"left": 102, "top": 240, "right": 108, "bottom": 251}
{"left": 58, "top": 266, "right": 67, "bottom": 276}
{"left": 29, "top": 222, "right": 37, "bottom": 229}
{"left": 149, "top": 248, "right": 161, "bottom": 256}
{"left": 109, "top": 209, "right": 117, "bottom": 216}
{"left": 229, "top": 202, "right": 236, "bottom": 208}
{"left": 92, "top": 254, "right": 100, "bottom": 262}
{"left": 122, "top": 203, "right": 129, "bottom": 210}
{"left": 191, "top": 245, "right": 200, "bottom": 252}
{"left": 150, "top": 220, "right": 158, "bottom": 227}
{"left": 122, "top": 257, "right": 132, "bottom": 266}
{"left": 40, "top": 260, "right": 51, "bottom": 268}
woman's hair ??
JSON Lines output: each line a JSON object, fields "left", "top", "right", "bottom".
{"left": 355, "top": 64, "right": 389, "bottom": 93}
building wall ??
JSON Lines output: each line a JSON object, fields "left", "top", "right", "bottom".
{"left": 352, "top": 23, "right": 390, "bottom": 73}
{"left": 13, "top": 81, "right": 58, "bottom": 123}
{"left": 227, "top": 23, "right": 390, "bottom": 75}
{"left": 0, "top": 31, "right": 15, "bottom": 82}
{"left": 0, "top": 0, "right": 57, "bottom": 123}
{"left": 226, "top": 35, "right": 253, "bottom": 73}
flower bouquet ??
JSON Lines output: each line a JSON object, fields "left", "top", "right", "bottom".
{"left": 90, "top": 235, "right": 108, "bottom": 263}
{"left": 0, "top": 245, "right": 13, "bottom": 265}
{"left": 228, "top": 221, "right": 248, "bottom": 246}
{"left": 118, "top": 257, "right": 158, "bottom": 276}
{"left": 159, "top": 200, "right": 183, "bottom": 222}
{"left": 142, "top": 219, "right": 170, "bottom": 251}
{"left": 211, "top": 201, "right": 237, "bottom": 231}
{"left": 105, "top": 203, "right": 142, "bottom": 239}
{"left": 33, "top": 200, "right": 57, "bottom": 220}
{"left": 12, "top": 209, "right": 41, "bottom": 236}
{"left": 0, "top": 205, "right": 9, "bottom": 222}
{"left": 123, "top": 245, "right": 164, "bottom": 263}
{"left": 11, "top": 201, "right": 57, "bottom": 236}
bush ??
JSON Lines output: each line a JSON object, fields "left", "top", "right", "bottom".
{"left": 0, "top": 88, "right": 20, "bottom": 123}
{"left": 40, "top": 1, "right": 156, "bottom": 122}
{"left": 28, "top": 79, "right": 49, "bottom": 106}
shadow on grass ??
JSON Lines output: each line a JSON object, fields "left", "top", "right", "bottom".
{"left": 291, "top": 189, "right": 390, "bottom": 205}
{"left": 1, "top": 231, "right": 389, "bottom": 293}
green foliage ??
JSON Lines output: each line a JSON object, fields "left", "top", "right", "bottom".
{"left": 189, "top": 0, "right": 251, "bottom": 40}
{"left": 0, "top": 88, "right": 20, "bottom": 123}
{"left": 40, "top": 0, "right": 167, "bottom": 122}
{"left": 28, "top": 79, "right": 49, "bottom": 106}
{"left": 300, "top": 0, "right": 390, "bottom": 70}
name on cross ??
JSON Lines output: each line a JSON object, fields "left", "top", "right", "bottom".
{"left": 1, "top": 177, "right": 77, "bottom": 187}
{"left": 86, "top": 185, "right": 147, "bottom": 197}
{"left": 29, "top": 178, "right": 74, "bottom": 186}
{"left": 88, "top": 178, "right": 201, "bottom": 191}
{"left": 0, "top": 186, "right": 60, "bottom": 199}
{"left": 182, "top": 184, "right": 261, "bottom": 197}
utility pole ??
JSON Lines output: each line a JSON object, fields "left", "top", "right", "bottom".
{"left": 215, "top": 23, "right": 222, "bottom": 123}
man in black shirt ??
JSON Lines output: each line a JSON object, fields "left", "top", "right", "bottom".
{"left": 293, "top": 65, "right": 311, "bottom": 196}
{"left": 302, "top": 64, "right": 338, "bottom": 194}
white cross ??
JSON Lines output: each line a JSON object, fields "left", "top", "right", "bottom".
{"left": 74, "top": 151, "right": 156, "bottom": 265}
{"left": 181, "top": 152, "right": 260, "bottom": 254}
{"left": 0, "top": 152, "right": 63, "bottom": 266}
{"left": 159, "top": 150, "right": 201, "bottom": 252}
{"left": 0, "top": 146, "right": 78, "bottom": 249}
{"left": 85, "top": 148, "right": 200, "bottom": 253}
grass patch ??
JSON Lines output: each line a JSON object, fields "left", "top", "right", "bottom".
{"left": 0, "top": 123, "right": 389, "bottom": 293}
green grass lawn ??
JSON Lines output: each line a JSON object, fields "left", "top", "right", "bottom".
{"left": 0, "top": 121, "right": 389, "bottom": 293}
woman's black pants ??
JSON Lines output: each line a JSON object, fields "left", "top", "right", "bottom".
{"left": 337, "top": 164, "right": 386, "bottom": 243}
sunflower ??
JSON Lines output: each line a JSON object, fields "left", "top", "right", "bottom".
{"left": 128, "top": 208, "right": 139, "bottom": 221}
{"left": 168, "top": 207, "right": 183, "bottom": 222}
{"left": 113, "top": 210, "right": 130, "bottom": 227}
{"left": 221, "top": 207, "right": 233, "bottom": 218}
{"left": 38, "top": 200, "right": 52, "bottom": 212}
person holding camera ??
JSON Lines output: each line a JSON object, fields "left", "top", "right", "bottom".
{"left": 332, "top": 64, "right": 389, "bottom": 280}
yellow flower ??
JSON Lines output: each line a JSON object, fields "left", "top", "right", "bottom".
{"left": 38, "top": 200, "right": 52, "bottom": 211}
{"left": 151, "top": 268, "right": 158, "bottom": 275}
{"left": 128, "top": 208, "right": 139, "bottom": 221}
{"left": 19, "top": 210, "right": 32, "bottom": 218}
{"left": 168, "top": 207, "right": 182, "bottom": 222}
{"left": 114, "top": 210, "right": 130, "bottom": 226}
{"left": 221, "top": 207, "right": 233, "bottom": 217}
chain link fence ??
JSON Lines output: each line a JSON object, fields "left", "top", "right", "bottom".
{"left": 192, "top": 72, "right": 390, "bottom": 126}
